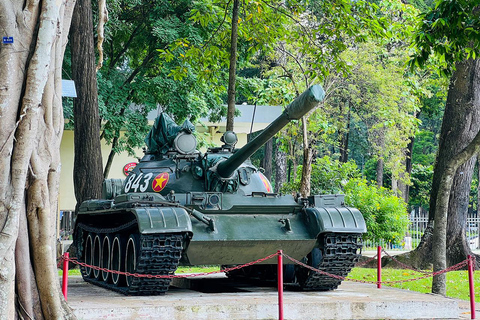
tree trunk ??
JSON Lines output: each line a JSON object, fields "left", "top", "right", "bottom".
{"left": 394, "top": 157, "right": 407, "bottom": 200}
{"left": 339, "top": 105, "right": 350, "bottom": 163}
{"left": 275, "top": 139, "right": 287, "bottom": 193}
{"left": 289, "top": 138, "right": 298, "bottom": 183}
{"left": 403, "top": 135, "right": 415, "bottom": 203}
{"left": 71, "top": 0, "right": 104, "bottom": 211}
{"left": 226, "top": 0, "right": 240, "bottom": 132}
{"left": 262, "top": 138, "right": 273, "bottom": 181}
{"left": 0, "top": 0, "right": 76, "bottom": 318}
{"left": 376, "top": 158, "right": 384, "bottom": 188}
{"left": 300, "top": 116, "right": 313, "bottom": 197}
{"left": 408, "top": 59, "right": 480, "bottom": 278}
{"left": 432, "top": 134, "right": 480, "bottom": 294}
{"left": 445, "top": 156, "right": 477, "bottom": 266}
{"left": 373, "top": 126, "right": 386, "bottom": 187}
{"left": 104, "top": 135, "right": 119, "bottom": 178}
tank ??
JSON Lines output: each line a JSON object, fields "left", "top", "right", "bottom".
{"left": 72, "top": 85, "right": 366, "bottom": 295}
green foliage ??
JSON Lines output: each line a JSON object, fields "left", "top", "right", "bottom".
{"left": 409, "top": 164, "right": 434, "bottom": 209}
{"left": 88, "top": 0, "right": 225, "bottom": 163}
{"left": 311, "top": 157, "right": 362, "bottom": 194}
{"left": 411, "top": 130, "right": 437, "bottom": 166}
{"left": 344, "top": 178, "right": 409, "bottom": 244}
{"left": 407, "top": 0, "right": 436, "bottom": 11}
{"left": 281, "top": 157, "right": 361, "bottom": 194}
{"left": 363, "top": 158, "right": 392, "bottom": 188}
{"left": 471, "top": 165, "right": 478, "bottom": 212}
{"left": 328, "top": 39, "right": 420, "bottom": 185}
{"left": 410, "top": 0, "right": 480, "bottom": 74}
{"left": 281, "top": 157, "right": 408, "bottom": 244}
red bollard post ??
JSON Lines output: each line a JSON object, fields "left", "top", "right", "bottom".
{"left": 277, "top": 250, "right": 284, "bottom": 320}
{"left": 62, "top": 252, "right": 69, "bottom": 301}
{"left": 467, "top": 255, "right": 476, "bottom": 320}
{"left": 377, "top": 246, "right": 382, "bottom": 289}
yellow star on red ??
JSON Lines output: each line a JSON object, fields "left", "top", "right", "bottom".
{"left": 152, "top": 173, "right": 169, "bottom": 192}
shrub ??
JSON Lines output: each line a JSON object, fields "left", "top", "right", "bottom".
{"left": 344, "top": 178, "right": 409, "bottom": 244}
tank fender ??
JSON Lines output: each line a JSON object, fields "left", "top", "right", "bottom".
{"left": 303, "top": 206, "right": 366, "bottom": 236}
{"left": 128, "top": 207, "right": 193, "bottom": 234}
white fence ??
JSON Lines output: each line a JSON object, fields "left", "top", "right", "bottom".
{"left": 363, "top": 216, "right": 480, "bottom": 251}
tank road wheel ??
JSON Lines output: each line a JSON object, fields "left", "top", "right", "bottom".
{"left": 294, "top": 233, "right": 362, "bottom": 291}
{"left": 295, "top": 248, "right": 324, "bottom": 287}
{"left": 83, "top": 233, "right": 94, "bottom": 278}
{"left": 93, "top": 234, "right": 102, "bottom": 279}
{"left": 125, "top": 234, "right": 140, "bottom": 288}
{"left": 101, "top": 235, "right": 113, "bottom": 283}
{"left": 111, "top": 234, "right": 126, "bottom": 287}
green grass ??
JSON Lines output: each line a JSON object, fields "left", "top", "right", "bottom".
{"left": 60, "top": 268, "right": 81, "bottom": 276}
{"left": 175, "top": 266, "right": 220, "bottom": 274}
{"left": 348, "top": 267, "right": 479, "bottom": 301}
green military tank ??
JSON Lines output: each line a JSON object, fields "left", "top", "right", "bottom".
{"left": 72, "top": 85, "right": 366, "bottom": 295}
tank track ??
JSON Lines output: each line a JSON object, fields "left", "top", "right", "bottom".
{"left": 76, "top": 223, "right": 183, "bottom": 295}
{"left": 298, "top": 233, "right": 362, "bottom": 291}
{"left": 224, "top": 232, "right": 361, "bottom": 291}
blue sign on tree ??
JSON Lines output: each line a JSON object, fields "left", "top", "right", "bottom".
{"left": 3, "top": 37, "right": 14, "bottom": 44}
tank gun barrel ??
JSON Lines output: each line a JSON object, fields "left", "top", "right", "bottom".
{"left": 216, "top": 85, "right": 325, "bottom": 179}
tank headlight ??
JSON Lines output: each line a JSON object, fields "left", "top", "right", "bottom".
{"left": 208, "top": 194, "right": 220, "bottom": 206}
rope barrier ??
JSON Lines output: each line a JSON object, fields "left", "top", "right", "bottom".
{"left": 60, "top": 251, "right": 473, "bottom": 285}
{"left": 60, "top": 250, "right": 477, "bottom": 319}
{"left": 354, "top": 254, "right": 378, "bottom": 267}
{"left": 62, "top": 252, "right": 278, "bottom": 279}
{"left": 381, "top": 248, "right": 433, "bottom": 275}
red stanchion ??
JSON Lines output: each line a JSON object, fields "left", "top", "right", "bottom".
{"left": 377, "top": 246, "right": 382, "bottom": 289}
{"left": 277, "top": 250, "right": 284, "bottom": 320}
{"left": 62, "top": 252, "right": 69, "bottom": 300}
{"left": 468, "top": 255, "right": 476, "bottom": 320}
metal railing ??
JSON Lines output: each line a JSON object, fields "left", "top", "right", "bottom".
{"left": 363, "top": 215, "right": 480, "bottom": 251}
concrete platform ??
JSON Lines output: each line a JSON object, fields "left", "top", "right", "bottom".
{"left": 66, "top": 275, "right": 472, "bottom": 320}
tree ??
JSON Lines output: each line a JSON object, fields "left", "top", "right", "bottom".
{"left": 406, "top": 0, "right": 480, "bottom": 295}
{"left": 262, "top": 0, "right": 385, "bottom": 196}
{"left": 226, "top": 0, "right": 240, "bottom": 131}
{"left": 410, "top": 59, "right": 480, "bottom": 294}
{"left": 328, "top": 40, "right": 419, "bottom": 193}
{"left": 0, "top": 0, "right": 76, "bottom": 318}
{"left": 70, "top": 0, "right": 104, "bottom": 211}
{"left": 431, "top": 59, "right": 480, "bottom": 294}
{"left": 94, "top": 0, "right": 223, "bottom": 177}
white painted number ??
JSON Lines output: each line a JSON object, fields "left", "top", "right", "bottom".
{"left": 139, "top": 173, "right": 153, "bottom": 192}
{"left": 124, "top": 172, "right": 154, "bottom": 193}
{"left": 131, "top": 173, "right": 143, "bottom": 192}
{"left": 124, "top": 173, "right": 136, "bottom": 192}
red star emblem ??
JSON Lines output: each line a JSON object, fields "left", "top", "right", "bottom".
{"left": 152, "top": 172, "right": 169, "bottom": 192}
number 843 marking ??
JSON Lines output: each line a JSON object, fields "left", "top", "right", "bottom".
{"left": 124, "top": 172, "right": 153, "bottom": 193}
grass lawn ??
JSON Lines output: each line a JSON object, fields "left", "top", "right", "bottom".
{"left": 348, "top": 267, "right": 479, "bottom": 301}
